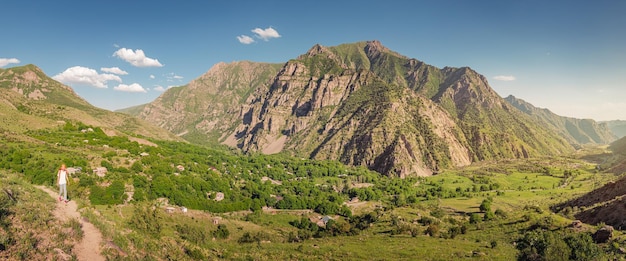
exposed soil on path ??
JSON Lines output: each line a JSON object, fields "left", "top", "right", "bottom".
{"left": 36, "top": 186, "right": 105, "bottom": 261}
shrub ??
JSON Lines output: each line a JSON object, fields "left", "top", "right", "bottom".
{"left": 479, "top": 199, "right": 492, "bottom": 212}
{"left": 128, "top": 203, "right": 162, "bottom": 237}
{"left": 469, "top": 213, "right": 482, "bottom": 224}
{"left": 176, "top": 224, "right": 210, "bottom": 245}
{"left": 213, "top": 224, "right": 230, "bottom": 239}
{"left": 494, "top": 209, "right": 508, "bottom": 218}
{"left": 425, "top": 224, "right": 439, "bottom": 237}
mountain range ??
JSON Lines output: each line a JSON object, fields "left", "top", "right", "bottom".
{"left": 504, "top": 95, "right": 616, "bottom": 147}
{"left": 117, "top": 40, "right": 616, "bottom": 177}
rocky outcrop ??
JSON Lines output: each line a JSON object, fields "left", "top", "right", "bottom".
{"left": 134, "top": 61, "right": 282, "bottom": 144}
{"left": 128, "top": 40, "right": 577, "bottom": 177}
{"left": 223, "top": 41, "right": 572, "bottom": 176}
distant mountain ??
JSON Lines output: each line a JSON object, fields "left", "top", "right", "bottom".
{"left": 124, "top": 41, "right": 575, "bottom": 177}
{"left": 504, "top": 95, "right": 617, "bottom": 146}
{"left": 602, "top": 120, "right": 626, "bottom": 138}
{"left": 552, "top": 136, "right": 626, "bottom": 229}
{"left": 0, "top": 64, "right": 180, "bottom": 141}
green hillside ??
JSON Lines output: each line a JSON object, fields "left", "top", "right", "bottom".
{"left": 1, "top": 122, "right": 623, "bottom": 260}
{"left": 0, "top": 64, "right": 181, "bottom": 141}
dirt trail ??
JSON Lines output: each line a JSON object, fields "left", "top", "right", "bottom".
{"left": 37, "top": 186, "right": 105, "bottom": 261}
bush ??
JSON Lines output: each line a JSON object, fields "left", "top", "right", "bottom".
{"left": 176, "top": 224, "right": 210, "bottom": 245}
{"left": 479, "top": 199, "right": 492, "bottom": 212}
{"left": 494, "top": 209, "right": 508, "bottom": 218}
{"left": 425, "top": 224, "right": 439, "bottom": 237}
{"left": 213, "top": 224, "right": 230, "bottom": 239}
{"left": 469, "top": 213, "right": 482, "bottom": 224}
{"left": 128, "top": 203, "right": 162, "bottom": 237}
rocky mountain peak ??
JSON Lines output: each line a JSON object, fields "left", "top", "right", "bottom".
{"left": 303, "top": 43, "right": 333, "bottom": 58}
{"left": 364, "top": 40, "right": 387, "bottom": 55}
{"left": 128, "top": 41, "right": 592, "bottom": 177}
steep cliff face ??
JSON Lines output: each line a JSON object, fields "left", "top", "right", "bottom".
{"left": 127, "top": 41, "right": 580, "bottom": 177}
{"left": 134, "top": 61, "right": 282, "bottom": 144}
{"left": 505, "top": 95, "right": 617, "bottom": 146}
{"left": 225, "top": 41, "right": 572, "bottom": 177}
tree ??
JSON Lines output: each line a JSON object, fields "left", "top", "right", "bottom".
{"left": 479, "top": 199, "right": 492, "bottom": 212}
{"left": 564, "top": 233, "right": 600, "bottom": 261}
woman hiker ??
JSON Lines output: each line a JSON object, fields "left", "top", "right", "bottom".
{"left": 57, "top": 164, "right": 70, "bottom": 203}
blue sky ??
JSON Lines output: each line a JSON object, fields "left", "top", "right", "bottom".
{"left": 2, "top": 1, "right": 625, "bottom": 121}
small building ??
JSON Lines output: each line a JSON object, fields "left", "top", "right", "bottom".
{"left": 212, "top": 216, "right": 222, "bottom": 225}
{"left": 93, "top": 167, "right": 108, "bottom": 177}
{"left": 321, "top": 216, "right": 332, "bottom": 225}
{"left": 140, "top": 152, "right": 150, "bottom": 157}
{"left": 180, "top": 207, "right": 188, "bottom": 213}
{"left": 165, "top": 207, "right": 175, "bottom": 214}
{"left": 176, "top": 165, "right": 185, "bottom": 171}
{"left": 314, "top": 216, "right": 333, "bottom": 227}
{"left": 66, "top": 167, "right": 81, "bottom": 175}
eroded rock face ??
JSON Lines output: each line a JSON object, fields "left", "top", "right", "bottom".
{"left": 134, "top": 41, "right": 576, "bottom": 177}
{"left": 136, "top": 61, "right": 283, "bottom": 142}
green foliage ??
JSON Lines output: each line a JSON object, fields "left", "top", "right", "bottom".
{"left": 237, "top": 231, "right": 271, "bottom": 244}
{"left": 213, "top": 224, "right": 230, "bottom": 239}
{"left": 176, "top": 223, "right": 211, "bottom": 245}
{"left": 516, "top": 229, "right": 601, "bottom": 261}
{"left": 479, "top": 198, "right": 492, "bottom": 212}
{"left": 89, "top": 180, "right": 126, "bottom": 205}
{"left": 495, "top": 209, "right": 508, "bottom": 218}
{"left": 128, "top": 203, "right": 162, "bottom": 237}
{"left": 469, "top": 213, "right": 482, "bottom": 224}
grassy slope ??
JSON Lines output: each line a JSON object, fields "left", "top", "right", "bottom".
{"left": 0, "top": 171, "right": 83, "bottom": 260}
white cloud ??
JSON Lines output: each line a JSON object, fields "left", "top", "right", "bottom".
{"left": 493, "top": 75, "right": 516, "bottom": 81}
{"left": 150, "top": 74, "right": 155, "bottom": 79}
{"left": 101, "top": 67, "right": 128, "bottom": 75}
{"left": 0, "top": 58, "right": 20, "bottom": 67}
{"left": 52, "top": 66, "right": 121, "bottom": 88}
{"left": 165, "top": 73, "right": 183, "bottom": 82}
{"left": 114, "top": 83, "right": 147, "bottom": 93}
{"left": 237, "top": 35, "right": 255, "bottom": 44}
{"left": 153, "top": 85, "right": 166, "bottom": 92}
{"left": 251, "top": 27, "right": 281, "bottom": 41}
{"left": 113, "top": 48, "right": 163, "bottom": 67}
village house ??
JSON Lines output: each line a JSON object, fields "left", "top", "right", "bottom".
{"left": 93, "top": 167, "right": 108, "bottom": 177}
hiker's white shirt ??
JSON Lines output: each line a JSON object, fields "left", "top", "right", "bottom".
{"left": 58, "top": 170, "right": 67, "bottom": 185}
